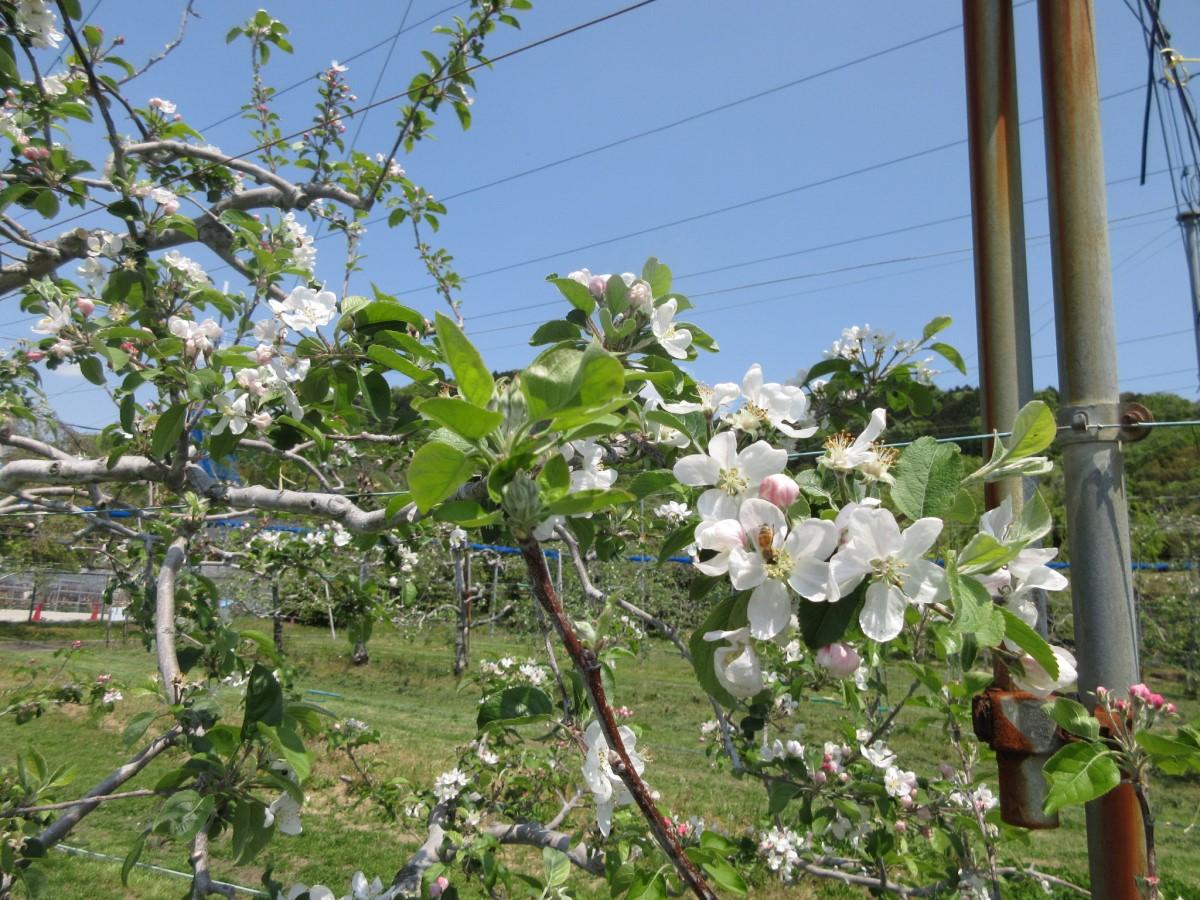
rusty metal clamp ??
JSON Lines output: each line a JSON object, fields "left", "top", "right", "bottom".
{"left": 972, "top": 687, "right": 1064, "bottom": 829}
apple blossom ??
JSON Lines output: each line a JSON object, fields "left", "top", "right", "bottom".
{"left": 76, "top": 256, "right": 106, "bottom": 293}
{"left": 733, "top": 364, "right": 817, "bottom": 438}
{"left": 265, "top": 792, "right": 303, "bottom": 835}
{"left": 49, "top": 339, "right": 72, "bottom": 358}
{"left": 702, "top": 627, "right": 764, "bottom": 698}
{"left": 270, "top": 285, "right": 338, "bottom": 333}
{"left": 674, "top": 431, "right": 787, "bottom": 513}
{"left": 1011, "top": 645, "right": 1077, "bottom": 698}
{"left": 650, "top": 297, "right": 692, "bottom": 359}
{"left": 818, "top": 407, "right": 888, "bottom": 476}
{"left": 581, "top": 720, "right": 645, "bottom": 835}
{"left": 861, "top": 740, "right": 896, "bottom": 769}
{"left": 32, "top": 301, "right": 71, "bottom": 335}
{"left": 148, "top": 97, "right": 177, "bottom": 114}
{"left": 727, "top": 498, "right": 838, "bottom": 638}
{"left": 428, "top": 876, "right": 450, "bottom": 898}
{"left": 86, "top": 231, "right": 124, "bottom": 258}
{"left": 662, "top": 380, "right": 739, "bottom": 417}
{"left": 816, "top": 642, "right": 862, "bottom": 678}
{"left": 758, "top": 473, "right": 800, "bottom": 510}
{"left": 149, "top": 186, "right": 179, "bottom": 214}
{"left": 25, "top": 350, "right": 44, "bottom": 362}
{"left": 75, "top": 297, "right": 95, "bottom": 317}
{"left": 432, "top": 768, "right": 468, "bottom": 802}
{"left": 11, "top": 0, "right": 63, "bottom": 48}
{"left": 830, "top": 506, "right": 947, "bottom": 642}
{"left": 168, "top": 315, "right": 222, "bottom": 359}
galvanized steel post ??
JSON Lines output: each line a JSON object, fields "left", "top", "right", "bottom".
{"left": 1036, "top": 1, "right": 1146, "bottom": 895}
{"left": 962, "top": 0, "right": 1063, "bottom": 832}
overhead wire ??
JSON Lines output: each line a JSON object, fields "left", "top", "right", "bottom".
{"left": 0, "top": 0, "right": 664, "bottom": 250}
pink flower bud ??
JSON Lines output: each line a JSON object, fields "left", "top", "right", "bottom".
{"left": 255, "top": 344, "right": 274, "bottom": 365}
{"left": 76, "top": 297, "right": 95, "bottom": 316}
{"left": 429, "top": 876, "right": 450, "bottom": 897}
{"left": 1165, "top": 703, "right": 1177, "bottom": 715}
{"left": 838, "top": 772, "right": 849, "bottom": 783}
{"left": 1129, "top": 683, "right": 1151, "bottom": 701}
{"left": 1095, "top": 685, "right": 1108, "bottom": 699}
{"left": 758, "top": 473, "right": 800, "bottom": 510}
{"left": 71, "top": 640, "right": 82, "bottom": 649}
{"left": 899, "top": 794, "right": 913, "bottom": 808}
{"left": 895, "top": 820, "right": 908, "bottom": 833}
{"left": 26, "top": 350, "right": 45, "bottom": 362}
{"left": 812, "top": 771, "right": 827, "bottom": 785}
{"left": 816, "top": 642, "right": 861, "bottom": 679}
{"left": 588, "top": 274, "right": 607, "bottom": 299}
{"left": 22, "top": 146, "right": 40, "bottom": 161}
{"left": 1148, "top": 693, "right": 1165, "bottom": 710}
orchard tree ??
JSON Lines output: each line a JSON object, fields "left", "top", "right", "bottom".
{"left": 0, "top": 3, "right": 1197, "bottom": 900}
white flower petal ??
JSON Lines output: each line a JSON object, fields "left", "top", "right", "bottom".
{"left": 859, "top": 582, "right": 907, "bottom": 642}
{"left": 748, "top": 580, "right": 792, "bottom": 640}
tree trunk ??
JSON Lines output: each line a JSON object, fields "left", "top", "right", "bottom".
{"left": 351, "top": 639, "right": 369, "bottom": 666}
{"left": 452, "top": 545, "right": 469, "bottom": 676}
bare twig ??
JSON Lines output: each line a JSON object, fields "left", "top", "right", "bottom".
{"left": 2, "top": 788, "right": 158, "bottom": 817}
{"left": 119, "top": 1, "right": 199, "bottom": 84}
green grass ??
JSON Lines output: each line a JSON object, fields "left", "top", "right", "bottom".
{"left": 1, "top": 619, "right": 1197, "bottom": 898}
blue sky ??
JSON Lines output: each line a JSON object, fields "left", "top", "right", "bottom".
{"left": 13, "top": 0, "right": 1200, "bottom": 431}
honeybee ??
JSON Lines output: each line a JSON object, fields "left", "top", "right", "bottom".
{"left": 756, "top": 524, "right": 777, "bottom": 564}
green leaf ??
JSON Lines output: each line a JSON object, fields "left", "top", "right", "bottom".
{"left": 546, "top": 276, "right": 595, "bottom": 314}
{"left": 242, "top": 663, "right": 283, "bottom": 736}
{"left": 1134, "top": 731, "right": 1200, "bottom": 775}
{"left": 999, "top": 608, "right": 1060, "bottom": 681}
{"left": 360, "top": 370, "right": 391, "bottom": 420}
{"left": 477, "top": 685, "right": 553, "bottom": 730}
{"left": 408, "top": 441, "right": 476, "bottom": 513}
{"left": 538, "top": 452, "right": 570, "bottom": 498}
{"left": 350, "top": 299, "right": 426, "bottom": 332}
{"left": 1011, "top": 490, "right": 1053, "bottom": 543}
{"left": 1043, "top": 697, "right": 1099, "bottom": 741}
{"left": 891, "top": 437, "right": 963, "bottom": 521}
{"left": 642, "top": 256, "right": 672, "bottom": 297}
{"left": 627, "top": 871, "right": 667, "bottom": 900}
{"left": 577, "top": 343, "right": 624, "bottom": 406}
{"left": 155, "top": 790, "right": 213, "bottom": 839}
{"left": 543, "top": 847, "right": 570, "bottom": 888}
{"left": 432, "top": 501, "right": 499, "bottom": 527}
{"left": 151, "top": 404, "right": 188, "bottom": 460}
{"left": 956, "top": 533, "right": 1025, "bottom": 575}
{"left": 697, "top": 856, "right": 748, "bottom": 895}
{"left": 948, "top": 563, "right": 1005, "bottom": 647}
{"left": 629, "top": 469, "right": 679, "bottom": 499}
{"left": 1007, "top": 401, "right": 1056, "bottom": 460}
{"left": 121, "top": 832, "right": 146, "bottom": 886}
{"left": 417, "top": 397, "right": 502, "bottom": 441}
{"left": 688, "top": 594, "right": 749, "bottom": 707}
{"left": 931, "top": 341, "right": 966, "bottom": 375}
{"left": 366, "top": 344, "right": 434, "bottom": 383}
{"left": 798, "top": 582, "right": 863, "bottom": 649}
{"left": 1042, "top": 742, "right": 1122, "bottom": 814}
{"left": 922, "top": 315, "right": 952, "bottom": 341}
{"left": 545, "top": 488, "right": 634, "bottom": 516}
{"left": 521, "top": 346, "right": 582, "bottom": 420}
{"left": 79, "top": 356, "right": 105, "bottom": 385}
{"left": 259, "top": 722, "right": 312, "bottom": 783}
{"left": 232, "top": 799, "right": 274, "bottom": 864}
{"left": 528, "top": 319, "right": 580, "bottom": 346}
{"left": 435, "top": 312, "right": 493, "bottom": 405}
{"left": 122, "top": 711, "right": 157, "bottom": 747}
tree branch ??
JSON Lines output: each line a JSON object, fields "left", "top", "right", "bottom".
{"left": 188, "top": 825, "right": 235, "bottom": 898}
{"left": 238, "top": 438, "right": 338, "bottom": 491}
{"left": 33, "top": 727, "right": 181, "bottom": 852}
{"left": 119, "top": 1, "right": 198, "bottom": 84}
{"left": 156, "top": 530, "right": 191, "bottom": 704}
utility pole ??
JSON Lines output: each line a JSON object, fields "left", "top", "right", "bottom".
{"left": 1037, "top": 2, "right": 1146, "bottom": 895}
{"left": 1177, "top": 210, "right": 1200, "bottom": 388}
{"left": 962, "top": 0, "right": 1061, "bottom": 832}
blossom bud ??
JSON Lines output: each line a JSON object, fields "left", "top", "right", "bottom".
{"left": 895, "top": 820, "right": 907, "bottom": 833}
{"left": 588, "top": 274, "right": 607, "bottom": 299}
{"left": 250, "top": 411, "right": 272, "bottom": 430}
{"left": 255, "top": 344, "right": 274, "bottom": 365}
{"left": 812, "top": 771, "right": 827, "bottom": 785}
{"left": 1148, "top": 693, "right": 1165, "bottom": 710}
{"left": 76, "top": 297, "right": 95, "bottom": 317}
{"left": 1095, "top": 685, "right": 1108, "bottom": 699}
{"left": 899, "top": 794, "right": 913, "bottom": 808}
{"left": 26, "top": 350, "right": 44, "bottom": 362}
{"left": 816, "top": 642, "right": 861, "bottom": 679}
{"left": 627, "top": 280, "right": 652, "bottom": 311}
{"left": 1165, "top": 703, "right": 1177, "bottom": 715}
{"left": 71, "top": 640, "right": 82, "bottom": 649}
{"left": 428, "top": 876, "right": 449, "bottom": 897}
{"left": 501, "top": 473, "right": 544, "bottom": 535}
{"left": 22, "top": 146, "right": 41, "bottom": 161}
{"left": 1129, "top": 683, "right": 1151, "bottom": 701}
{"left": 758, "top": 473, "right": 800, "bottom": 510}
{"left": 50, "top": 339, "right": 72, "bottom": 358}
{"left": 838, "top": 772, "right": 849, "bottom": 783}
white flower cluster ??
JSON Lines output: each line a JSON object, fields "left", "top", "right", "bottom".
{"left": 285, "top": 871, "right": 387, "bottom": 900}
{"left": 270, "top": 285, "right": 338, "bottom": 333}
{"left": 477, "top": 656, "right": 549, "bottom": 688}
{"left": 581, "top": 720, "right": 646, "bottom": 835}
{"left": 163, "top": 250, "right": 208, "bottom": 284}
{"left": 281, "top": 212, "right": 317, "bottom": 272}
{"left": 949, "top": 784, "right": 998, "bottom": 815}
{"left": 824, "top": 324, "right": 891, "bottom": 361}
{"left": 432, "top": 768, "right": 468, "bottom": 802}
{"left": 758, "top": 826, "right": 809, "bottom": 882}
{"left": 645, "top": 363, "right": 815, "bottom": 440}
{"left": 11, "top": 0, "right": 63, "bottom": 48}
{"left": 168, "top": 315, "right": 222, "bottom": 360}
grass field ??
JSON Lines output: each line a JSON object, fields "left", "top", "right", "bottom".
{"left": 1, "top": 618, "right": 1197, "bottom": 899}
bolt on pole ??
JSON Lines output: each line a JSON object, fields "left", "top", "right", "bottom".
{"left": 1036, "top": 1, "right": 1146, "bottom": 895}
{"left": 963, "top": 0, "right": 1061, "bottom": 831}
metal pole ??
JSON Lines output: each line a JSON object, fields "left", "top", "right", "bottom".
{"left": 963, "top": 0, "right": 1061, "bottom": 832}
{"left": 1176, "top": 210, "right": 1200, "bottom": 389}
{"left": 1037, "top": 2, "right": 1146, "bottom": 895}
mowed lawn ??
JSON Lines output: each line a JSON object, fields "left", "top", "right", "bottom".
{"left": 1, "top": 619, "right": 1197, "bottom": 898}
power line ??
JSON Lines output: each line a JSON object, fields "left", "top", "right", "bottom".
{"left": 0, "top": 0, "right": 663, "bottom": 249}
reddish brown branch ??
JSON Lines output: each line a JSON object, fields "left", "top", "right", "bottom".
{"left": 516, "top": 535, "right": 716, "bottom": 900}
